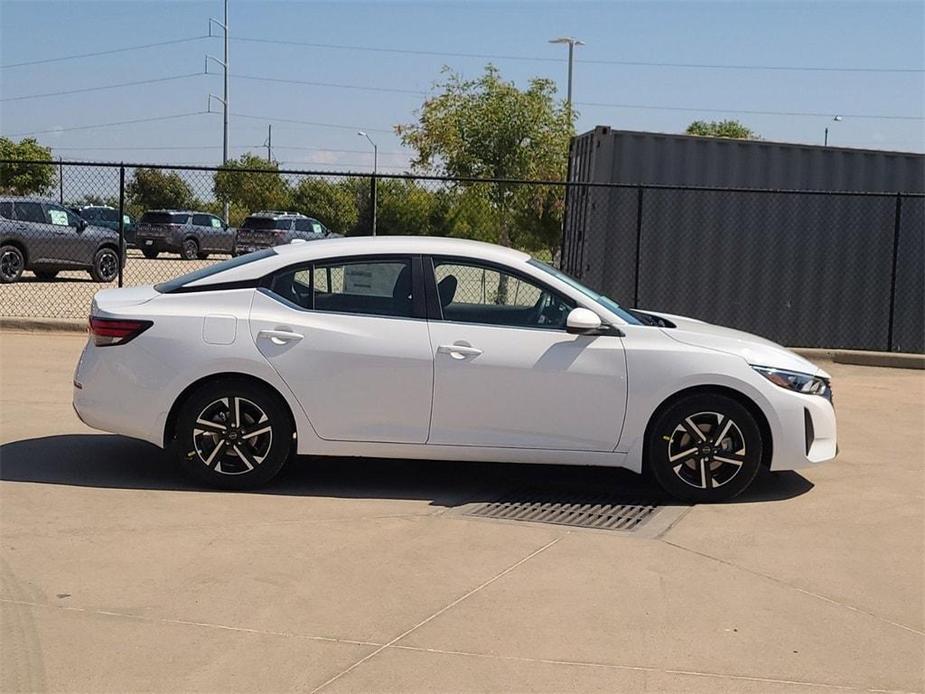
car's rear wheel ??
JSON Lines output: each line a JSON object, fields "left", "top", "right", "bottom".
{"left": 646, "top": 393, "right": 762, "bottom": 503}
{"left": 34, "top": 270, "right": 58, "bottom": 280}
{"left": 0, "top": 245, "right": 24, "bottom": 284}
{"left": 142, "top": 248, "right": 159, "bottom": 259}
{"left": 172, "top": 378, "right": 293, "bottom": 489}
{"left": 89, "top": 247, "right": 120, "bottom": 282}
{"left": 181, "top": 238, "right": 199, "bottom": 260}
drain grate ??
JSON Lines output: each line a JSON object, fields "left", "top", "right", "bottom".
{"left": 464, "top": 488, "right": 660, "bottom": 532}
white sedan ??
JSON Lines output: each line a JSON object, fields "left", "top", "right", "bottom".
{"left": 73, "top": 237, "right": 836, "bottom": 502}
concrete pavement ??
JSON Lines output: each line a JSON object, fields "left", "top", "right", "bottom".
{"left": 0, "top": 330, "right": 922, "bottom": 693}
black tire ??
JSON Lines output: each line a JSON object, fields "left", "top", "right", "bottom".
{"left": 171, "top": 378, "right": 293, "bottom": 490}
{"left": 0, "top": 245, "right": 24, "bottom": 284}
{"left": 197, "top": 252, "right": 209, "bottom": 260}
{"left": 646, "top": 393, "right": 762, "bottom": 503}
{"left": 89, "top": 247, "right": 120, "bottom": 282}
{"left": 181, "top": 238, "right": 199, "bottom": 260}
{"left": 34, "top": 270, "right": 58, "bottom": 281}
{"left": 142, "top": 248, "right": 159, "bottom": 260}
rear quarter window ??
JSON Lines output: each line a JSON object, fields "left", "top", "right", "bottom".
{"left": 155, "top": 248, "right": 277, "bottom": 293}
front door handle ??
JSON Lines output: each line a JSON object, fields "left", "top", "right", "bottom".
{"left": 437, "top": 344, "right": 483, "bottom": 359}
{"left": 258, "top": 329, "right": 304, "bottom": 345}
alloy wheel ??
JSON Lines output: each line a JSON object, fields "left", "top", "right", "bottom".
{"left": 667, "top": 411, "right": 747, "bottom": 490}
{"left": 192, "top": 397, "right": 273, "bottom": 475}
{"left": 0, "top": 249, "right": 23, "bottom": 282}
{"left": 98, "top": 251, "right": 118, "bottom": 282}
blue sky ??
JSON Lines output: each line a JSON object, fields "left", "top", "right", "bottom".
{"left": 1, "top": 0, "right": 923, "bottom": 172}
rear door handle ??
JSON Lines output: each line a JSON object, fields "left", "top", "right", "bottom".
{"left": 258, "top": 329, "right": 304, "bottom": 345}
{"left": 437, "top": 344, "right": 483, "bottom": 359}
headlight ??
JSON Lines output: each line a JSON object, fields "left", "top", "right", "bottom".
{"left": 752, "top": 366, "right": 831, "bottom": 400}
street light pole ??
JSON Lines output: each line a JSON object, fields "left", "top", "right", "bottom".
{"left": 208, "top": 1, "right": 230, "bottom": 221}
{"left": 825, "top": 115, "right": 842, "bottom": 147}
{"left": 548, "top": 36, "right": 585, "bottom": 112}
{"left": 358, "top": 131, "right": 378, "bottom": 236}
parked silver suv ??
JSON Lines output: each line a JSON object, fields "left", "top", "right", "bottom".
{"left": 135, "top": 210, "right": 234, "bottom": 260}
{"left": 234, "top": 211, "right": 336, "bottom": 256}
{"left": 0, "top": 197, "right": 123, "bottom": 283}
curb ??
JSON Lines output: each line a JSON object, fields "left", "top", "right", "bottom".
{"left": 0, "top": 319, "right": 922, "bottom": 369}
{"left": 832, "top": 350, "right": 924, "bottom": 370}
{"left": 0, "top": 317, "right": 86, "bottom": 334}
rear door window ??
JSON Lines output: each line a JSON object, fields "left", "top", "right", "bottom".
{"left": 0, "top": 202, "right": 13, "bottom": 219}
{"left": 140, "top": 212, "right": 188, "bottom": 225}
{"left": 100, "top": 209, "right": 119, "bottom": 223}
{"left": 192, "top": 214, "right": 212, "bottom": 227}
{"left": 14, "top": 202, "right": 47, "bottom": 223}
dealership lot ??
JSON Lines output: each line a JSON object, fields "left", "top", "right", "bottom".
{"left": 0, "top": 331, "right": 922, "bottom": 693}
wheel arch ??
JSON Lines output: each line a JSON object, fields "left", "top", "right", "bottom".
{"left": 642, "top": 384, "right": 773, "bottom": 472}
{"left": 163, "top": 371, "right": 298, "bottom": 448}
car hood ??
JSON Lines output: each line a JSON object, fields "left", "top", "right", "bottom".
{"left": 638, "top": 310, "right": 830, "bottom": 378}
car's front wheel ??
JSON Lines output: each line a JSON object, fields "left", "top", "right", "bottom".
{"left": 172, "top": 378, "right": 293, "bottom": 489}
{"left": 646, "top": 393, "right": 763, "bottom": 503}
{"left": 142, "top": 248, "right": 159, "bottom": 259}
{"left": 89, "top": 247, "right": 120, "bottom": 282}
{"left": 0, "top": 245, "right": 24, "bottom": 283}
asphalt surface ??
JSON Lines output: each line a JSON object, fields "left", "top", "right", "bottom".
{"left": 0, "top": 331, "right": 922, "bottom": 693}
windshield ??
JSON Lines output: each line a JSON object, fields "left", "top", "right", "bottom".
{"left": 155, "top": 248, "right": 277, "bottom": 293}
{"left": 528, "top": 259, "right": 642, "bottom": 325}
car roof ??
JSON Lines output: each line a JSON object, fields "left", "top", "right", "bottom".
{"left": 181, "top": 236, "right": 532, "bottom": 289}
{"left": 143, "top": 209, "right": 212, "bottom": 215}
{"left": 245, "top": 211, "right": 310, "bottom": 219}
{"left": 0, "top": 196, "right": 60, "bottom": 204}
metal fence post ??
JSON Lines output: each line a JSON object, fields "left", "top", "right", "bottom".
{"left": 369, "top": 172, "right": 378, "bottom": 236}
{"left": 633, "top": 186, "right": 645, "bottom": 308}
{"left": 118, "top": 164, "right": 125, "bottom": 288}
{"left": 886, "top": 193, "right": 903, "bottom": 352}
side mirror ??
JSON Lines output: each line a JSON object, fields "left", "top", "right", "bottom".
{"left": 77, "top": 218, "right": 88, "bottom": 232}
{"left": 566, "top": 307, "right": 603, "bottom": 335}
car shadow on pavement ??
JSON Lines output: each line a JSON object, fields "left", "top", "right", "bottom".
{"left": 0, "top": 434, "right": 813, "bottom": 507}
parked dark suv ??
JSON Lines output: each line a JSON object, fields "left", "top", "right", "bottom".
{"left": 234, "top": 211, "right": 336, "bottom": 256}
{"left": 77, "top": 206, "right": 136, "bottom": 246}
{"left": 135, "top": 210, "right": 234, "bottom": 260}
{"left": 0, "top": 197, "right": 123, "bottom": 283}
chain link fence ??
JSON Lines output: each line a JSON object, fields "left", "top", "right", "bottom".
{"left": 1, "top": 159, "right": 922, "bottom": 352}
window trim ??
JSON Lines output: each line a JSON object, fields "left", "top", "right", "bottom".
{"left": 425, "top": 254, "right": 579, "bottom": 332}
{"left": 260, "top": 254, "right": 427, "bottom": 321}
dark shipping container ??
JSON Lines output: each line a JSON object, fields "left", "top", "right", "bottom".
{"left": 562, "top": 127, "right": 925, "bottom": 353}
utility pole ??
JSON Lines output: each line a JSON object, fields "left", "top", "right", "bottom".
{"left": 208, "top": 0, "right": 229, "bottom": 220}
{"left": 265, "top": 124, "right": 272, "bottom": 162}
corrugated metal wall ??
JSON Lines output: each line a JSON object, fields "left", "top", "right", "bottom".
{"left": 561, "top": 128, "right": 925, "bottom": 352}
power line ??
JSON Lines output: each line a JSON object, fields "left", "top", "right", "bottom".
{"left": 5, "top": 111, "right": 213, "bottom": 137}
{"left": 0, "top": 72, "right": 210, "bottom": 103}
{"left": 229, "top": 73, "right": 426, "bottom": 96}
{"left": 231, "top": 35, "right": 925, "bottom": 74}
{"left": 231, "top": 112, "right": 394, "bottom": 134}
{"left": 0, "top": 36, "right": 211, "bottom": 69}
{"left": 576, "top": 101, "right": 925, "bottom": 121}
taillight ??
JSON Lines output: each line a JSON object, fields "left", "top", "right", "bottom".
{"left": 88, "top": 316, "right": 152, "bottom": 347}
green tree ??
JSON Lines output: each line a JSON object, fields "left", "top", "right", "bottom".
{"left": 125, "top": 168, "right": 195, "bottom": 215}
{"left": 396, "top": 65, "right": 573, "bottom": 249}
{"left": 290, "top": 178, "right": 358, "bottom": 235}
{"left": 0, "top": 137, "right": 55, "bottom": 195}
{"left": 686, "top": 120, "right": 759, "bottom": 140}
{"left": 213, "top": 153, "right": 289, "bottom": 219}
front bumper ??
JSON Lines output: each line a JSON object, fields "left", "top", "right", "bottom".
{"left": 765, "top": 385, "right": 837, "bottom": 471}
